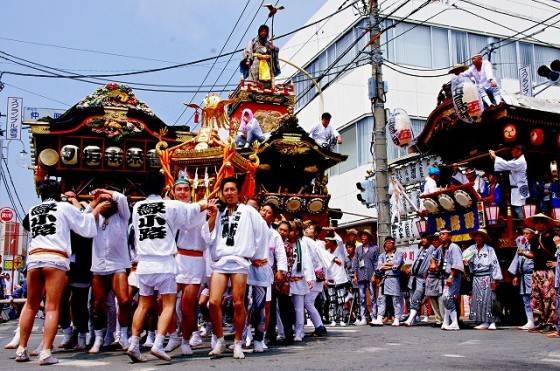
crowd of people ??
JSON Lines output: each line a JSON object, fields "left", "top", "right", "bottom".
{"left": 7, "top": 169, "right": 560, "bottom": 366}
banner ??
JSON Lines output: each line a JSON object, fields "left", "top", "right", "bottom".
{"left": 519, "top": 65, "right": 533, "bottom": 97}
{"left": 7, "top": 97, "right": 23, "bottom": 140}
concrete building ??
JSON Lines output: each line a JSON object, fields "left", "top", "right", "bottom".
{"left": 280, "top": 0, "right": 560, "bottom": 237}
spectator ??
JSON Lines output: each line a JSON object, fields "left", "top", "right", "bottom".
{"left": 352, "top": 229, "right": 379, "bottom": 325}
{"left": 508, "top": 227, "right": 536, "bottom": 330}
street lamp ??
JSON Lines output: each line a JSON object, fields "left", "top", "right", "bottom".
{"left": 0, "top": 138, "right": 29, "bottom": 168}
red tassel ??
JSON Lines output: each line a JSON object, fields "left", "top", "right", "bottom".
{"left": 194, "top": 110, "right": 199, "bottom": 123}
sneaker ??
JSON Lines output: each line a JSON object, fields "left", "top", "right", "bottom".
{"left": 369, "top": 318, "right": 384, "bottom": 326}
{"left": 142, "top": 332, "right": 155, "bottom": 349}
{"left": 89, "top": 336, "right": 103, "bottom": 354}
{"left": 164, "top": 336, "right": 181, "bottom": 352}
{"left": 181, "top": 341, "right": 193, "bottom": 356}
{"left": 421, "top": 316, "right": 429, "bottom": 323}
{"left": 15, "top": 347, "right": 30, "bottom": 362}
{"left": 189, "top": 332, "right": 203, "bottom": 348}
{"left": 474, "top": 323, "right": 489, "bottom": 330}
{"left": 326, "top": 321, "right": 337, "bottom": 327}
{"left": 233, "top": 341, "right": 245, "bottom": 359}
{"left": 444, "top": 323, "right": 460, "bottom": 331}
{"left": 391, "top": 319, "right": 400, "bottom": 327}
{"left": 126, "top": 347, "right": 147, "bottom": 363}
{"left": 150, "top": 346, "right": 172, "bottom": 362}
{"left": 208, "top": 337, "right": 226, "bottom": 356}
{"left": 488, "top": 322, "right": 497, "bottom": 331}
{"left": 339, "top": 321, "right": 347, "bottom": 327}
{"left": 253, "top": 340, "right": 264, "bottom": 353}
{"left": 293, "top": 336, "right": 303, "bottom": 342}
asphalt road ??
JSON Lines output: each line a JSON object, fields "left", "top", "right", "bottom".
{"left": 0, "top": 320, "right": 559, "bottom": 370}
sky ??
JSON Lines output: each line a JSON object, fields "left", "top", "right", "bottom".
{"left": 0, "top": 0, "right": 326, "bottom": 217}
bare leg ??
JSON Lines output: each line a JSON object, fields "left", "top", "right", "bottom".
{"left": 18, "top": 269, "right": 45, "bottom": 349}
{"left": 181, "top": 284, "right": 201, "bottom": 340}
{"left": 230, "top": 274, "right": 248, "bottom": 342}
{"left": 209, "top": 273, "right": 229, "bottom": 339}
{"left": 41, "top": 268, "right": 68, "bottom": 351}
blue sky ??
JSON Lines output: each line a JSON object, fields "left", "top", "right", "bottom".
{"left": 0, "top": 0, "right": 325, "bottom": 215}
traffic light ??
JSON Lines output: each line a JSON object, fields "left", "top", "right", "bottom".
{"left": 537, "top": 59, "right": 560, "bottom": 85}
{"left": 356, "top": 178, "right": 376, "bottom": 208}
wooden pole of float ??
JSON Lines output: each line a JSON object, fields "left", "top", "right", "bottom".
{"left": 278, "top": 58, "right": 324, "bottom": 114}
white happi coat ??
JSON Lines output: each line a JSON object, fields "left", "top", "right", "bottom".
{"left": 494, "top": 154, "right": 528, "bottom": 206}
{"left": 133, "top": 194, "right": 204, "bottom": 275}
{"left": 88, "top": 191, "right": 131, "bottom": 273}
{"left": 27, "top": 200, "right": 98, "bottom": 269}
{"left": 202, "top": 203, "right": 268, "bottom": 273}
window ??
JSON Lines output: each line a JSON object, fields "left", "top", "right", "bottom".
{"left": 432, "top": 27, "right": 450, "bottom": 69}
{"left": 451, "top": 30, "right": 469, "bottom": 65}
{"left": 395, "top": 23, "right": 431, "bottom": 67}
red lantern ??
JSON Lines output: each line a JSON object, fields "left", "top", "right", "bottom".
{"left": 557, "top": 133, "right": 560, "bottom": 148}
{"left": 530, "top": 128, "right": 544, "bottom": 146}
{"left": 503, "top": 124, "right": 517, "bottom": 142}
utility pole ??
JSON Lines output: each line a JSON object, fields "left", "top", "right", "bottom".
{"left": 368, "top": 0, "right": 391, "bottom": 245}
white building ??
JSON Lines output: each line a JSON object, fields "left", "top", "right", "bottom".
{"left": 280, "top": 0, "right": 560, "bottom": 234}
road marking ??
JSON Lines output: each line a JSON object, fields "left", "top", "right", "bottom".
{"left": 351, "top": 347, "right": 383, "bottom": 353}
{"left": 540, "top": 358, "right": 560, "bottom": 363}
{"left": 443, "top": 354, "right": 465, "bottom": 358}
{"left": 386, "top": 342, "right": 402, "bottom": 346}
{"left": 459, "top": 340, "right": 482, "bottom": 345}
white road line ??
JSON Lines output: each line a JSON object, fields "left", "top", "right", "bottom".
{"left": 58, "top": 360, "right": 111, "bottom": 367}
{"left": 540, "top": 358, "right": 560, "bottom": 363}
{"left": 459, "top": 340, "right": 482, "bottom": 345}
{"left": 443, "top": 354, "right": 465, "bottom": 358}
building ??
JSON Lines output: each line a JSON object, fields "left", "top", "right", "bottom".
{"left": 280, "top": 0, "right": 560, "bottom": 239}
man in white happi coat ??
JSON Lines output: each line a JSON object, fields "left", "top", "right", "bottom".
{"left": 87, "top": 189, "right": 132, "bottom": 353}
{"left": 463, "top": 53, "right": 502, "bottom": 106}
{"left": 126, "top": 172, "right": 215, "bottom": 363}
{"left": 490, "top": 145, "right": 528, "bottom": 218}
{"left": 203, "top": 177, "right": 269, "bottom": 359}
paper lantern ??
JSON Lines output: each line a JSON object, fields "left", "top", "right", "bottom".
{"left": 503, "top": 124, "right": 517, "bottom": 142}
{"left": 105, "top": 146, "right": 123, "bottom": 167}
{"left": 83, "top": 145, "right": 102, "bottom": 167}
{"left": 147, "top": 149, "right": 161, "bottom": 169}
{"left": 522, "top": 204, "right": 537, "bottom": 219}
{"left": 126, "top": 147, "right": 144, "bottom": 168}
{"left": 387, "top": 108, "right": 413, "bottom": 147}
{"left": 485, "top": 205, "right": 500, "bottom": 225}
{"left": 60, "top": 145, "right": 79, "bottom": 165}
{"left": 530, "top": 128, "right": 544, "bottom": 146}
{"left": 451, "top": 75, "right": 484, "bottom": 123}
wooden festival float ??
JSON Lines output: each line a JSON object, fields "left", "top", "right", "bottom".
{"left": 26, "top": 80, "right": 347, "bottom": 226}
{"left": 389, "top": 86, "right": 560, "bottom": 322}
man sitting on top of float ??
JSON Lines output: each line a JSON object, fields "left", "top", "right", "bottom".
{"left": 463, "top": 53, "right": 502, "bottom": 107}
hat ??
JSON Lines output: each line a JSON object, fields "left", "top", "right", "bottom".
{"left": 325, "top": 235, "right": 337, "bottom": 242}
{"left": 522, "top": 227, "right": 537, "bottom": 234}
{"left": 448, "top": 64, "right": 468, "bottom": 74}
{"left": 525, "top": 213, "right": 557, "bottom": 229}
{"left": 359, "top": 229, "right": 374, "bottom": 239}
{"left": 469, "top": 228, "right": 491, "bottom": 243}
{"left": 384, "top": 236, "right": 395, "bottom": 243}
{"left": 439, "top": 228, "right": 451, "bottom": 234}
{"left": 464, "top": 168, "right": 475, "bottom": 175}
{"left": 471, "top": 53, "right": 483, "bottom": 58}
{"left": 346, "top": 228, "right": 358, "bottom": 236}
{"left": 431, "top": 232, "right": 440, "bottom": 238}
{"left": 428, "top": 166, "right": 440, "bottom": 176}
{"left": 174, "top": 177, "right": 191, "bottom": 187}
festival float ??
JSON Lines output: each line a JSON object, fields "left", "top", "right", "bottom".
{"left": 25, "top": 79, "right": 347, "bottom": 226}
{"left": 388, "top": 84, "right": 560, "bottom": 321}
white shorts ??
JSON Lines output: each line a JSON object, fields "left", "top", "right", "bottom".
{"left": 176, "top": 255, "right": 206, "bottom": 285}
{"left": 128, "top": 271, "right": 139, "bottom": 288}
{"left": 26, "top": 255, "right": 70, "bottom": 272}
{"left": 138, "top": 273, "right": 176, "bottom": 296}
